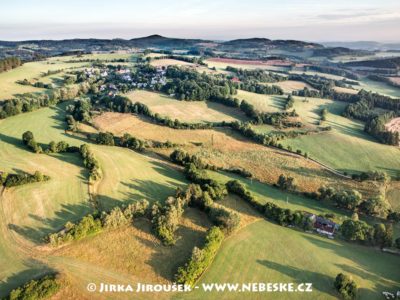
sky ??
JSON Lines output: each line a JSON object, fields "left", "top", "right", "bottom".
{"left": 1, "top": 0, "right": 400, "bottom": 42}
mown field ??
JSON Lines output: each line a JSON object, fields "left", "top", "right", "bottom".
{"left": 183, "top": 220, "right": 400, "bottom": 300}
{"left": 281, "top": 96, "right": 400, "bottom": 176}
{"left": 0, "top": 104, "right": 91, "bottom": 296}
{"left": 0, "top": 60, "right": 88, "bottom": 99}
{"left": 93, "top": 145, "right": 187, "bottom": 210}
{"left": 264, "top": 80, "right": 315, "bottom": 93}
{"left": 355, "top": 77, "right": 400, "bottom": 98}
{"left": 235, "top": 90, "right": 286, "bottom": 112}
{"left": 126, "top": 90, "right": 248, "bottom": 123}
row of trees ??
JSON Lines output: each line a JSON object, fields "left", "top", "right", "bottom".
{"left": 47, "top": 200, "right": 149, "bottom": 246}
{"left": 0, "top": 170, "right": 50, "bottom": 188}
{"left": 0, "top": 84, "right": 83, "bottom": 119}
{"left": 317, "top": 186, "right": 390, "bottom": 217}
{"left": 79, "top": 144, "right": 101, "bottom": 182}
{"left": 0, "top": 57, "right": 22, "bottom": 73}
{"left": 175, "top": 226, "right": 224, "bottom": 286}
{"left": 226, "top": 66, "right": 287, "bottom": 83}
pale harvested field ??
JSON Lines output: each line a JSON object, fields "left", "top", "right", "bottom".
{"left": 126, "top": 90, "right": 248, "bottom": 123}
{"left": 388, "top": 77, "right": 400, "bottom": 85}
{"left": 264, "top": 80, "right": 316, "bottom": 93}
{"left": 235, "top": 90, "right": 286, "bottom": 112}
{"left": 385, "top": 117, "right": 400, "bottom": 133}
{"left": 92, "top": 112, "right": 376, "bottom": 195}
{"left": 333, "top": 86, "right": 359, "bottom": 94}
{"left": 150, "top": 58, "right": 193, "bottom": 67}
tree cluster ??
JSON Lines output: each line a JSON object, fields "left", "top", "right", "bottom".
{"left": 79, "top": 144, "right": 101, "bottom": 181}
{"left": 0, "top": 170, "right": 50, "bottom": 188}
{"left": 340, "top": 220, "right": 393, "bottom": 248}
{"left": 0, "top": 57, "right": 22, "bottom": 73}
{"left": 6, "top": 274, "right": 60, "bottom": 300}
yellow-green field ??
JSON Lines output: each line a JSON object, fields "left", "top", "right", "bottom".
{"left": 93, "top": 145, "right": 187, "bottom": 210}
{"left": 281, "top": 96, "right": 400, "bottom": 175}
{"left": 184, "top": 220, "right": 400, "bottom": 300}
{"left": 126, "top": 90, "right": 248, "bottom": 123}
{"left": 0, "top": 60, "right": 88, "bottom": 99}
{"left": 235, "top": 90, "right": 286, "bottom": 112}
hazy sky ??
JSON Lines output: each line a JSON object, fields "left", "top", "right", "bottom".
{"left": 1, "top": 0, "right": 399, "bottom": 42}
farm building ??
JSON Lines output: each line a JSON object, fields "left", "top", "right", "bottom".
{"left": 312, "top": 216, "right": 338, "bottom": 237}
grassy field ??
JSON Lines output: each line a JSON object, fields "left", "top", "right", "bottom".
{"left": 184, "top": 220, "right": 400, "bottom": 300}
{"left": 235, "top": 90, "right": 286, "bottom": 112}
{"left": 126, "top": 90, "right": 248, "bottom": 123}
{"left": 0, "top": 60, "right": 88, "bottom": 100}
{"left": 0, "top": 104, "right": 92, "bottom": 296}
{"left": 281, "top": 96, "right": 400, "bottom": 176}
{"left": 264, "top": 80, "right": 315, "bottom": 93}
{"left": 355, "top": 77, "right": 400, "bottom": 98}
{"left": 93, "top": 145, "right": 187, "bottom": 210}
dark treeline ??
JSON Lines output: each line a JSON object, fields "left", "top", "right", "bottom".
{"left": 307, "top": 65, "right": 359, "bottom": 80}
{"left": 232, "top": 80, "right": 284, "bottom": 95}
{"left": 150, "top": 54, "right": 206, "bottom": 65}
{"left": 367, "top": 75, "right": 400, "bottom": 88}
{"left": 226, "top": 179, "right": 312, "bottom": 228}
{"left": 0, "top": 85, "right": 84, "bottom": 119}
{"left": 226, "top": 66, "right": 287, "bottom": 83}
{"left": 343, "top": 90, "right": 400, "bottom": 119}
{"left": 0, "top": 56, "right": 22, "bottom": 73}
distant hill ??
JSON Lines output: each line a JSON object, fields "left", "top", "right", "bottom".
{"left": 313, "top": 47, "right": 371, "bottom": 58}
{"left": 344, "top": 57, "right": 400, "bottom": 69}
{"left": 221, "top": 38, "right": 322, "bottom": 50}
{"left": 322, "top": 41, "right": 400, "bottom": 51}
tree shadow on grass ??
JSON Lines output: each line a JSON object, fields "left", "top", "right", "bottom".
{"left": 118, "top": 179, "right": 184, "bottom": 206}
{"left": 302, "top": 234, "right": 400, "bottom": 286}
{"left": 256, "top": 259, "right": 337, "bottom": 297}
{"left": 8, "top": 202, "right": 93, "bottom": 244}
{"left": 0, "top": 259, "right": 54, "bottom": 298}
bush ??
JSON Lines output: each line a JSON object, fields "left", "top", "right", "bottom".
{"left": 96, "top": 132, "right": 115, "bottom": 146}
{"left": 334, "top": 273, "right": 357, "bottom": 300}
